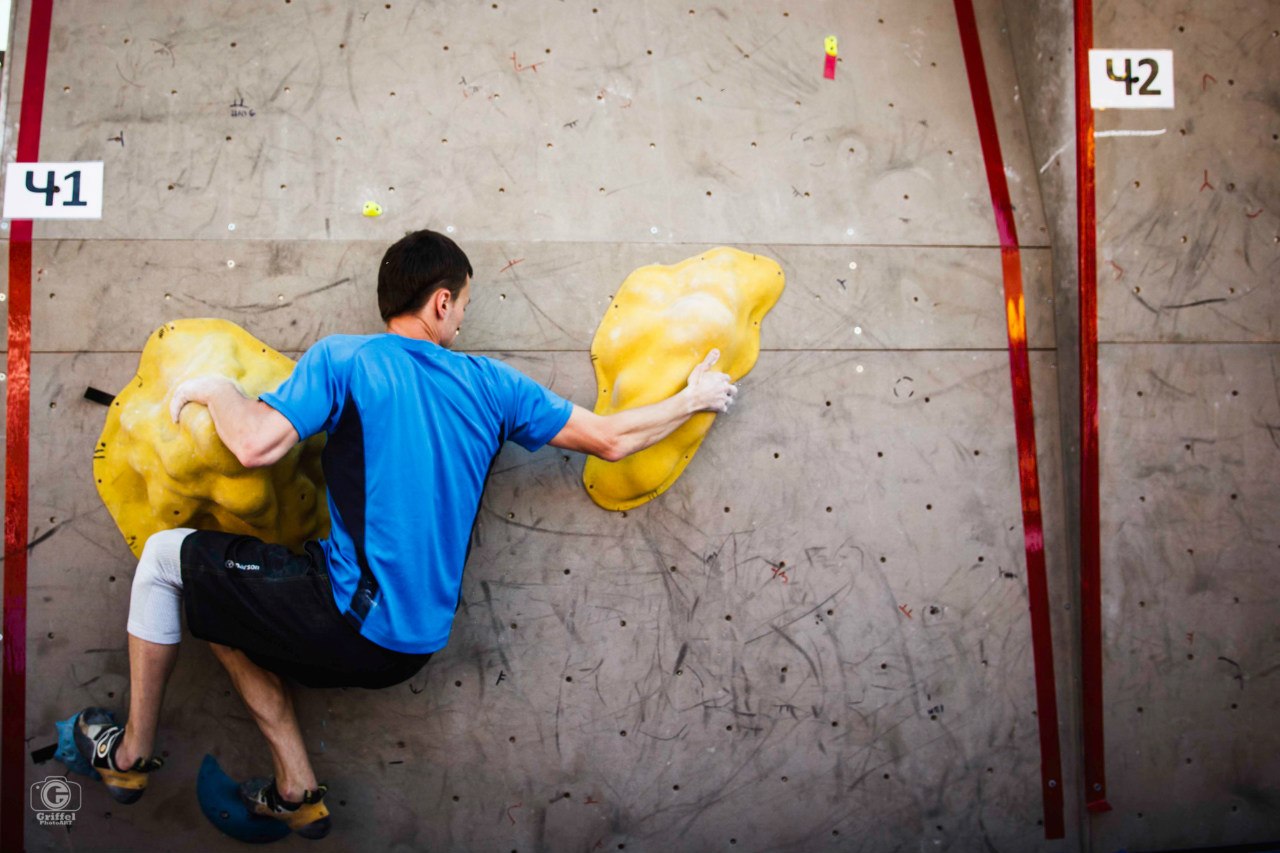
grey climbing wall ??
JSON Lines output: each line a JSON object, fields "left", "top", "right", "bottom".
{"left": 1005, "top": 0, "right": 1280, "bottom": 851}
{"left": 1090, "top": 0, "right": 1280, "bottom": 849}
{"left": 4, "top": 0, "right": 1088, "bottom": 850}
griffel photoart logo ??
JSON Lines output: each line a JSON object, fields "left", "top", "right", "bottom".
{"left": 31, "top": 775, "right": 81, "bottom": 826}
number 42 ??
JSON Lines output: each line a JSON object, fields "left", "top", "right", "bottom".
{"left": 1106, "top": 58, "right": 1161, "bottom": 96}
{"left": 25, "top": 169, "right": 88, "bottom": 207}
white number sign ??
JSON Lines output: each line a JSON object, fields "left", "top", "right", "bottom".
{"left": 1089, "top": 50, "right": 1174, "bottom": 109}
{"left": 3, "top": 162, "right": 104, "bottom": 219}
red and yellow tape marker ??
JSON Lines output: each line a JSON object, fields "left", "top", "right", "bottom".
{"left": 952, "top": 0, "right": 1066, "bottom": 838}
{"left": 3, "top": 3, "right": 55, "bottom": 850}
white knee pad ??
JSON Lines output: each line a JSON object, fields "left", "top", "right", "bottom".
{"left": 126, "top": 528, "right": 194, "bottom": 645}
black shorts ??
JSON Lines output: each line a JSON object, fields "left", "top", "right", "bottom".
{"left": 180, "top": 531, "right": 432, "bottom": 689}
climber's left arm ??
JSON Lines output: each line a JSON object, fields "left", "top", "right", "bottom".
{"left": 170, "top": 376, "right": 300, "bottom": 468}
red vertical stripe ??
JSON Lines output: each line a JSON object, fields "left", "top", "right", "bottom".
{"left": 4, "top": 2, "right": 55, "bottom": 851}
{"left": 1075, "top": 0, "right": 1111, "bottom": 815}
{"left": 952, "top": 0, "right": 1065, "bottom": 839}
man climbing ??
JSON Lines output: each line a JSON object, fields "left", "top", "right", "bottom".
{"left": 74, "top": 229, "right": 738, "bottom": 839}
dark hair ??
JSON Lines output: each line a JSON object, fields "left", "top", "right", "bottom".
{"left": 377, "top": 230, "right": 474, "bottom": 321}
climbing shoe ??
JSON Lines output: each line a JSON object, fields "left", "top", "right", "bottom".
{"left": 239, "top": 778, "right": 332, "bottom": 839}
{"left": 73, "top": 707, "right": 164, "bottom": 804}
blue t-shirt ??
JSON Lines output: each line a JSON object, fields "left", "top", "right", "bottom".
{"left": 260, "top": 334, "right": 574, "bottom": 653}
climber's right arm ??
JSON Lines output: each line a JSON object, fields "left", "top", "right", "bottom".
{"left": 170, "top": 376, "right": 300, "bottom": 469}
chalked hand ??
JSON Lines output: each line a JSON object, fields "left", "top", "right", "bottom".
{"left": 170, "top": 376, "right": 236, "bottom": 423}
{"left": 685, "top": 349, "right": 737, "bottom": 413}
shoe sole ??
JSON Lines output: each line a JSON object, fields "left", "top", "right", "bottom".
{"left": 295, "top": 816, "right": 332, "bottom": 840}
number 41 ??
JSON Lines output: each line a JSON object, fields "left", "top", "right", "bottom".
{"left": 25, "top": 169, "right": 88, "bottom": 207}
{"left": 1107, "top": 58, "right": 1161, "bottom": 96}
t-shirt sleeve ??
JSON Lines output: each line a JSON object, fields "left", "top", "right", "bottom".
{"left": 486, "top": 358, "right": 574, "bottom": 452}
{"left": 258, "top": 339, "right": 351, "bottom": 440}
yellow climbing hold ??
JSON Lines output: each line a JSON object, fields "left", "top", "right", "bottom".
{"left": 584, "top": 247, "right": 785, "bottom": 511}
{"left": 362, "top": 201, "right": 383, "bottom": 217}
{"left": 94, "top": 318, "right": 329, "bottom": 557}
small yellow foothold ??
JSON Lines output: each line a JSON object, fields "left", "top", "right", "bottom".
{"left": 824, "top": 35, "right": 839, "bottom": 57}
{"left": 362, "top": 201, "right": 383, "bottom": 217}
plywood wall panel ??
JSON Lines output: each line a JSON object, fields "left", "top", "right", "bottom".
{"left": 5, "top": 0, "right": 1047, "bottom": 248}
{"left": 24, "top": 347, "right": 1072, "bottom": 851}
{"left": 28, "top": 239, "right": 1056, "bottom": 354}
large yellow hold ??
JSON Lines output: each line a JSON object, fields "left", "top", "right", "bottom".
{"left": 94, "top": 319, "right": 329, "bottom": 557}
{"left": 584, "top": 247, "right": 784, "bottom": 510}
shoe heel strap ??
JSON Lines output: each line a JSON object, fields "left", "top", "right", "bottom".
{"left": 133, "top": 756, "right": 164, "bottom": 773}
